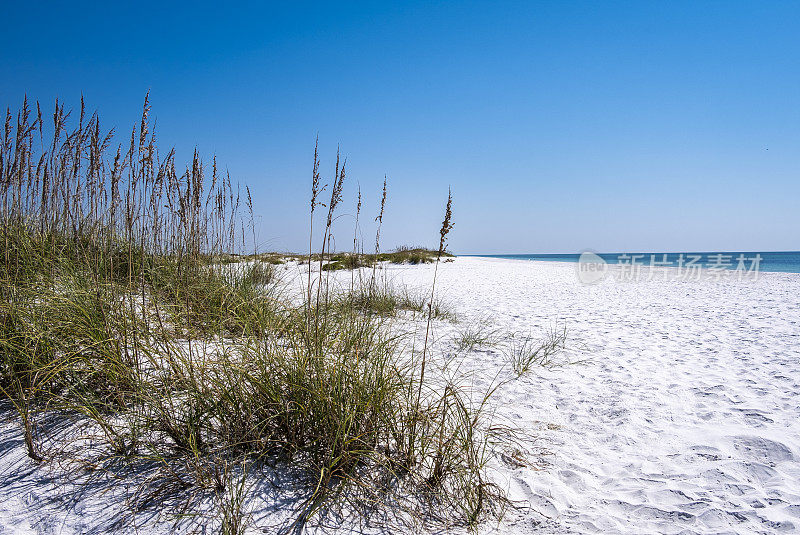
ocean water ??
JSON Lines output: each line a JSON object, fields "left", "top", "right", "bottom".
{"left": 474, "top": 252, "right": 800, "bottom": 274}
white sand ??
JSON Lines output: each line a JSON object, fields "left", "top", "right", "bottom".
{"left": 2, "top": 256, "right": 799, "bottom": 534}
{"left": 385, "top": 256, "right": 800, "bottom": 534}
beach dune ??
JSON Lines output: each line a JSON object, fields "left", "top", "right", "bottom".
{"left": 1, "top": 256, "right": 798, "bottom": 534}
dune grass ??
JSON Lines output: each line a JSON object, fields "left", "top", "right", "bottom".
{"left": 320, "top": 247, "right": 453, "bottom": 271}
{"left": 340, "top": 276, "right": 454, "bottom": 320}
{"left": 452, "top": 318, "right": 503, "bottom": 352}
{"left": 506, "top": 326, "right": 568, "bottom": 376}
{"left": 0, "top": 95, "right": 507, "bottom": 531}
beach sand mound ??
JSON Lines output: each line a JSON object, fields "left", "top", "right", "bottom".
{"left": 1, "top": 256, "right": 799, "bottom": 534}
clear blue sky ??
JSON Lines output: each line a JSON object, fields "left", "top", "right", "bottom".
{"left": 2, "top": 1, "right": 798, "bottom": 253}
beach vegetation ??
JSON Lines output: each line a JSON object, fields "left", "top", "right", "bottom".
{"left": 453, "top": 319, "right": 503, "bottom": 352}
{"left": 0, "top": 95, "right": 505, "bottom": 531}
{"left": 506, "top": 326, "right": 567, "bottom": 376}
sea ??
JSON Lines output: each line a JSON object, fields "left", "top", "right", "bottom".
{"left": 474, "top": 252, "right": 800, "bottom": 274}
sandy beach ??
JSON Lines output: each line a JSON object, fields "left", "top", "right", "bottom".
{"left": 5, "top": 2, "right": 800, "bottom": 533}
{"left": 3, "top": 256, "right": 799, "bottom": 534}
{"left": 387, "top": 256, "right": 800, "bottom": 534}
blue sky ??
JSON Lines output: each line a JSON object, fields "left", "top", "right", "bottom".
{"left": 2, "top": 1, "right": 798, "bottom": 253}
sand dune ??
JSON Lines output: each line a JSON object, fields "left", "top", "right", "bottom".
{"left": 1, "top": 256, "right": 798, "bottom": 534}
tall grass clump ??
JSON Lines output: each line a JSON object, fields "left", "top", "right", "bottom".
{"left": 341, "top": 276, "right": 453, "bottom": 320}
{"left": 0, "top": 95, "right": 506, "bottom": 531}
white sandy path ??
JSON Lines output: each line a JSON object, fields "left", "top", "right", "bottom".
{"left": 383, "top": 256, "right": 800, "bottom": 534}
